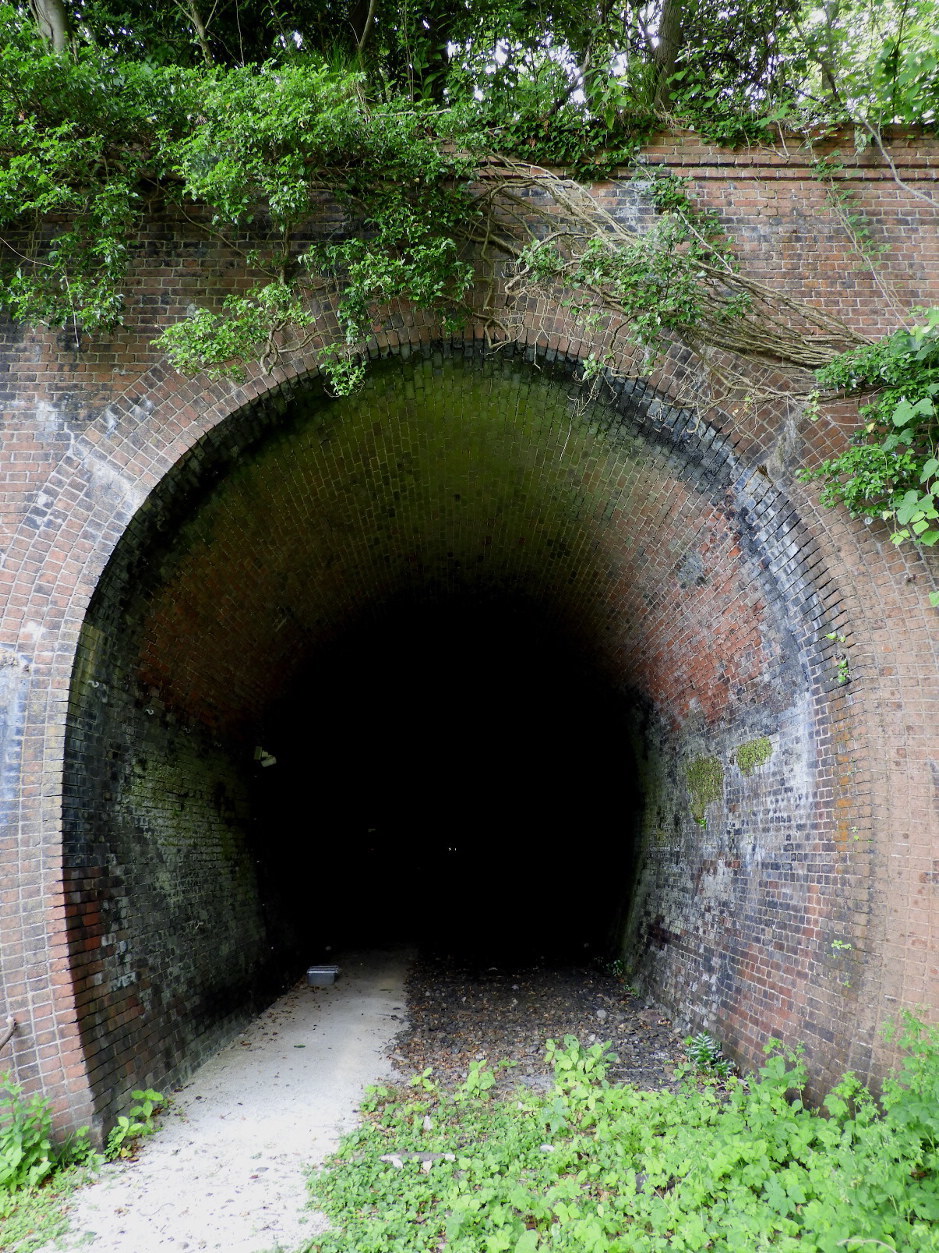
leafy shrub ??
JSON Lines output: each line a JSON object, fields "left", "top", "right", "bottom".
{"left": 105, "top": 1089, "right": 165, "bottom": 1161}
{"left": 306, "top": 1023, "right": 939, "bottom": 1252}
{"left": 0, "top": 1075, "right": 97, "bottom": 1221}
{"left": 800, "top": 308, "right": 939, "bottom": 606}
{"left": 0, "top": 1078, "right": 55, "bottom": 1204}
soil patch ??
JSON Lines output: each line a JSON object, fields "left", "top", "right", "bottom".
{"left": 389, "top": 949, "right": 687, "bottom": 1092}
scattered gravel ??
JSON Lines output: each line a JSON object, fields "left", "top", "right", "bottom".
{"left": 389, "top": 949, "right": 687, "bottom": 1093}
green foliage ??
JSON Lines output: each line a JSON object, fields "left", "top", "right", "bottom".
{"left": 683, "top": 1032, "right": 735, "bottom": 1078}
{"left": 516, "top": 170, "right": 747, "bottom": 369}
{"left": 799, "top": 310, "right": 939, "bottom": 598}
{"left": 685, "top": 755, "right": 724, "bottom": 828}
{"left": 0, "top": 19, "right": 477, "bottom": 392}
{"left": 0, "top": 17, "right": 169, "bottom": 333}
{"left": 787, "top": 0, "right": 939, "bottom": 130}
{"left": 455, "top": 1060, "right": 497, "bottom": 1104}
{"left": 305, "top": 1025, "right": 939, "bottom": 1252}
{"left": 446, "top": 56, "right": 650, "bottom": 177}
{"left": 0, "top": 1164, "right": 94, "bottom": 1253}
{"left": 0, "top": 1074, "right": 99, "bottom": 1223}
{"left": 1, "top": 0, "right": 937, "bottom": 399}
{"left": 156, "top": 282, "right": 318, "bottom": 384}
{"left": 824, "top": 632, "right": 851, "bottom": 685}
{"left": 0, "top": 1077, "right": 56, "bottom": 1203}
{"left": 0, "top": 0, "right": 936, "bottom": 423}
{"left": 11, "top": 0, "right": 938, "bottom": 145}
{"left": 666, "top": 0, "right": 801, "bottom": 146}
{"left": 734, "top": 736, "right": 773, "bottom": 776}
{"left": 104, "top": 1088, "right": 164, "bottom": 1161}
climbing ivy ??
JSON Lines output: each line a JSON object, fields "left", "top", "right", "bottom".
{"left": 800, "top": 309, "right": 939, "bottom": 605}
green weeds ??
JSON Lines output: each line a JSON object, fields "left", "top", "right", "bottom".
{"left": 305, "top": 1023, "right": 939, "bottom": 1252}
{"left": 0, "top": 1074, "right": 100, "bottom": 1252}
{"left": 104, "top": 1088, "right": 165, "bottom": 1161}
{"left": 0, "top": 1075, "right": 99, "bottom": 1208}
{"left": 681, "top": 1032, "right": 735, "bottom": 1080}
{"left": 800, "top": 308, "right": 939, "bottom": 607}
{"left": 0, "top": 1079, "right": 164, "bottom": 1252}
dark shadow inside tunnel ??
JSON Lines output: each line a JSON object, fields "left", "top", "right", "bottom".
{"left": 252, "top": 596, "right": 642, "bottom": 966}
{"left": 63, "top": 342, "right": 823, "bottom": 1125}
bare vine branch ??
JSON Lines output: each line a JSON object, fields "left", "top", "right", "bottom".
{"left": 447, "top": 153, "right": 869, "bottom": 414}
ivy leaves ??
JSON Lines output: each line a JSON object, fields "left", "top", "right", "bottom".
{"left": 800, "top": 309, "right": 939, "bottom": 603}
{"left": 161, "top": 62, "right": 365, "bottom": 229}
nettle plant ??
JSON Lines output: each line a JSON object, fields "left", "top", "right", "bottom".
{"left": 308, "top": 1022, "right": 939, "bottom": 1252}
{"left": 0, "top": 1074, "right": 97, "bottom": 1214}
{"left": 800, "top": 308, "right": 939, "bottom": 605}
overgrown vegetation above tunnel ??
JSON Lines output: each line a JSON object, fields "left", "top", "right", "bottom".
{"left": 2, "top": 0, "right": 937, "bottom": 387}
{"left": 4, "top": 2, "right": 939, "bottom": 579}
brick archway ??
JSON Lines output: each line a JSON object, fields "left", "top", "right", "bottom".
{"left": 0, "top": 334, "right": 866, "bottom": 1129}
{"left": 1, "top": 135, "right": 938, "bottom": 1133}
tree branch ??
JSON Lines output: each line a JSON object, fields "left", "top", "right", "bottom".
{"left": 0, "top": 1017, "right": 15, "bottom": 1054}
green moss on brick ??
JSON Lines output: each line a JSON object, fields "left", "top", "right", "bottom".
{"left": 685, "top": 755, "right": 723, "bottom": 827}
{"left": 734, "top": 735, "right": 773, "bottom": 776}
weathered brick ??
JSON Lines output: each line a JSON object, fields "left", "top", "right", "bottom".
{"left": 0, "top": 130, "right": 937, "bottom": 1135}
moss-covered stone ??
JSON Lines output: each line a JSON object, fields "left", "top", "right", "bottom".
{"left": 734, "top": 736, "right": 773, "bottom": 776}
{"left": 685, "top": 755, "right": 723, "bottom": 827}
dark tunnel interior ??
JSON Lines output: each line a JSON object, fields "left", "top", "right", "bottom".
{"left": 251, "top": 596, "right": 642, "bottom": 966}
{"left": 64, "top": 344, "right": 821, "bottom": 1120}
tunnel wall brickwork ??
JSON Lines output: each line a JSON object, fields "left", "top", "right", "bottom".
{"left": 64, "top": 348, "right": 839, "bottom": 1121}
{"left": 0, "top": 129, "right": 937, "bottom": 1131}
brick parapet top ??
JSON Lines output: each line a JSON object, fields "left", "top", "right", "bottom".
{"left": 509, "top": 127, "right": 939, "bottom": 181}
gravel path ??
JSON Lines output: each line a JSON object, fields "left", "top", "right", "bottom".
{"left": 36, "top": 949, "right": 409, "bottom": 1253}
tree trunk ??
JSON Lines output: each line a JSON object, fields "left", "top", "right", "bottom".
{"left": 653, "top": 0, "right": 684, "bottom": 113}
{"left": 348, "top": 0, "right": 376, "bottom": 54}
{"left": 181, "top": 0, "right": 214, "bottom": 65}
{"left": 31, "top": 0, "right": 71, "bottom": 54}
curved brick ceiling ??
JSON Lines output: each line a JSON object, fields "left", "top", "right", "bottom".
{"left": 99, "top": 349, "right": 798, "bottom": 736}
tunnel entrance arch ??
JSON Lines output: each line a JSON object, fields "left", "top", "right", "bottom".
{"left": 61, "top": 340, "right": 851, "bottom": 1127}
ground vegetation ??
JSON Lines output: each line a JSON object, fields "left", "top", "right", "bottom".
{"left": 306, "top": 1018, "right": 939, "bottom": 1252}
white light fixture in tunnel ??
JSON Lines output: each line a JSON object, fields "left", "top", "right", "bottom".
{"left": 254, "top": 746, "right": 277, "bottom": 768}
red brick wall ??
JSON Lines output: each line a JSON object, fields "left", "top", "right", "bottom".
{"left": 1, "top": 129, "right": 937, "bottom": 1132}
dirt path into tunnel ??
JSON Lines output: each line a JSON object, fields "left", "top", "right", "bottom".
{"left": 36, "top": 949, "right": 410, "bottom": 1253}
{"left": 35, "top": 948, "right": 687, "bottom": 1253}
{"left": 390, "top": 950, "right": 687, "bottom": 1093}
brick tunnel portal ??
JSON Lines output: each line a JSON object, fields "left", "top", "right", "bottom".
{"left": 64, "top": 345, "right": 843, "bottom": 1127}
